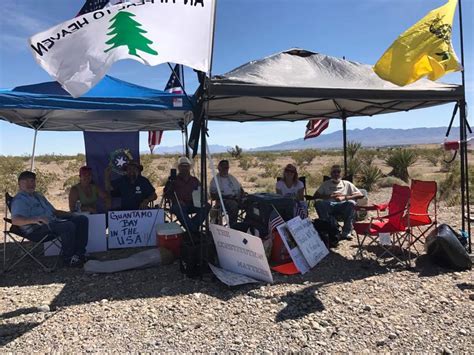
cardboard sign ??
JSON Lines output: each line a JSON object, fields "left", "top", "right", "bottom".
{"left": 108, "top": 209, "right": 164, "bottom": 249}
{"left": 44, "top": 213, "right": 107, "bottom": 256}
{"left": 276, "top": 224, "right": 310, "bottom": 274}
{"left": 210, "top": 224, "right": 273, "bottom": 283}
{"left": 286, "top": 217, "right": 329, "bottom": 268}
{"left": 208, "top": 264, "right": 259, "bottom": 286}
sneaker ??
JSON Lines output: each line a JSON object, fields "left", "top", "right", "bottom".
{"left": 65, "top": 255, "right": 84, "bottom": 268}
{"left": 341, "top": 233, "right": 353, "bottom": 241}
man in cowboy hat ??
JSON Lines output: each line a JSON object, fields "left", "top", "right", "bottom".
{"left": 105, "top": 160, "right": 157, "bottom": 210}
{"left": 164, "top": 156, "right": 210, "bottom": 233}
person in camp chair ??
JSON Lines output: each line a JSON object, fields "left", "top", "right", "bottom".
{"left": 11, "top": 171, "right": 89, "bottom": 267}
{"left": 105, "top": 160, "right": 157, "bottom": 211}
{"left": 163, "top": 157, "right": 210, "bottom": 233}
{"left": 209, "top": 159, "right": 245, "bottom": 228}
{"left": 313, "top": 165, "right": 363, "bottom": 240}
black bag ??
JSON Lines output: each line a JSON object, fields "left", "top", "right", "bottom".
{"left": 425, "top": 224, "right": 472, "bottom": 271}
{"left": 313, "top": 219, "right": 340, "bottom": 248}
{"left": 243, "top": 193, "right": 294, "bottom": 235}
{"left": 179, "top": 233, "right": 216, "bottom": 278}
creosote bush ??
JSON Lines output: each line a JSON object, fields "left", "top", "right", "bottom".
{"left": 290, "top": 149, "right": 318, "bottom": 167}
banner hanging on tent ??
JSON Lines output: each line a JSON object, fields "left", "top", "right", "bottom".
{"left": 30, "top": 0, "right": 215, "bottom": 97}
{"left": 84, "top": 131, "right": 139, "bottom": 210}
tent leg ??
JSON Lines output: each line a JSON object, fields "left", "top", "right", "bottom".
{"left": 30, "top": 129, "right": 39, "bottom": 171}
{"left": 342, "top": 117, "right": 348, "bottom": 176}
{"left": 199, "top": 116, "right": 209, "bottom": 278}
{"left": 459, "top": 99, "right": 471, "bottom": 253}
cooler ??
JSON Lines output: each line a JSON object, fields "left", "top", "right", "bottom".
{"left": 156, "top": 222, "right": 184, "bottom": 258}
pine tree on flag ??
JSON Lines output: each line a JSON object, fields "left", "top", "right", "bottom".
{"left": 104, "top": 11, "right": 158, "bottom": 57}
{"left": 304, "top": 119, "right": 329, "bottom": 140}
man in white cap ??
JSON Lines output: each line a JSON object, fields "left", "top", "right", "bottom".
{"left": 164, "top": 157, "right": 210, "bottom": 233}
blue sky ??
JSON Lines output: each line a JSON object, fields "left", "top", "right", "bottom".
{"left": 0, "top": 0, "right": 473, "bottom": 156}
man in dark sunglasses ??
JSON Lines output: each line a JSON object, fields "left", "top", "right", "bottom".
{"left": 313, "top": 165, "right": 363, "bottom": 240}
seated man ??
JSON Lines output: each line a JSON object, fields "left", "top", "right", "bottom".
{"left": 164, "top": 157, "right": 210, "bottom": 233}
{"left": 209, "top": 159, "right": 245, "bottom": 228}
{"left": 313, "top": 165, "right": 363, "bottom": 240}
{"left": 105, "top": 160, "right": 157, "bottom": 211}
{"left": 11, "top": 171, "right": 89, "bottom": 267}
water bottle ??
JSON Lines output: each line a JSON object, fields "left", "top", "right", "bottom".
{"left": 75, "top": 200, "right": 82, "bottom": 213}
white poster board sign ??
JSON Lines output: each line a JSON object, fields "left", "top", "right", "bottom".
{"left": 286, "top": 217, "right": 329, "bottom": 268}
{"left": 210, "top": 224, "right": 273, "bottom": 283}
{"left": 108, "top": 209, "right": 164, "bottom": 249}
{"left": 44, "top": 213, "right": 107, "bottom": 256}
{"left": 276, "top": 224, "right": 310, "bottom": 274}
{"left": 208, "top": 264, "right": 259, "bottom": 286}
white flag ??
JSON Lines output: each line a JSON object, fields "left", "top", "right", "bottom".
{"left": 29, "top": 0, "right": 215, "bottom": 97}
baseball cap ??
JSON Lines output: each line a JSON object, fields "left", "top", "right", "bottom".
{"left": 18, "top": 171, "right": 36, "bottom": 181}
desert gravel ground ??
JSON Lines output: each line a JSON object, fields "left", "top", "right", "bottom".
{"left": 1, "top": 189, "right": 473, "bottom": 353}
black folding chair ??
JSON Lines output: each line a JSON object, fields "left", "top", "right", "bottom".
{"left": 2, "top": 192, "right": 62, "bottom": 272}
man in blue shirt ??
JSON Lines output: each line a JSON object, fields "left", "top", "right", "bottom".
{"left": 11, "top": 171, "right": 89, "bottom": 267}
{"left": 105, "top": 160, "right": 157, "bottom": 211}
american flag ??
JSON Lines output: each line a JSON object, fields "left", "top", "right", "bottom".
{"left": 304, "top": 118, "right": 330, "bottom": 140}
{"left": 165, "top": 64, "right": 184, "bottom": 107}
{"left": 148, "top": 131, "right": 163, "bottom": 154}
{"left": 268, "top": 209, "right": 285, "bottom": 234}
{"left": 148, "top": 65, "right": 183, "bottom": 153}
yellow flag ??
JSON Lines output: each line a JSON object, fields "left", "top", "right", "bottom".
{"left": 374, "top": 0, "right": 461, "bottom": 86}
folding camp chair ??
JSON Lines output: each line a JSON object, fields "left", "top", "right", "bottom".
{"left": 2, "top": 192, "right": 62, "bottom": 272}
{"left": 353, "top": 184, "right": 411, "bottom": 265}
{"left": 404, "top": 180, "right": 438, "bottom": 255}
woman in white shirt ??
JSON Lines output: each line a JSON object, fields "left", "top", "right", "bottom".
{"left": 276, "top": 164, "right": 308, "bottom": 218}
{"left": 276, "top": 164, "right": 304, "bottom": 200}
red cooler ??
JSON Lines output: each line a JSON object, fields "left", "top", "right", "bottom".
{"left": 156, "top": 223, "right": 184, "bottom": 258}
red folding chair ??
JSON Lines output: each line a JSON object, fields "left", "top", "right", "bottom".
{"left": 405, "top": 180, "right": 437, "bottom": 255}
{"left": 354, "top": 184, "right": 411, "bottom": 265}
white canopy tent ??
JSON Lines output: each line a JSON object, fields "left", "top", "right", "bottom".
{"left": 206, "top": 49, "right": 463, "bottom": 122}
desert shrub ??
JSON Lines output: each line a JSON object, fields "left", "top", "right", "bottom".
{"left": 358, "top": 165, "right": 383, "bottom": 192}
{"left": 65, "top": 156, "right": 86, "bottom": 174}
{"left": 421, "top": 149, "right": 441, "bottom": 167}
{"left": 259, "top": 162, "right": 280, "bottom": 179}
{"left": 385, "top": 148, "right": 418, "bottom": 182}
{"left": 35, "top": 170, "right": 59, "bottom": 195}
{"left": 140, "top": 154, "right": 159, "bottom": 186}
{"left": 247, "top": 176, "right": 258, "bottom": 183}
{"left": 358, "top": 150, "right": 377, "bottom": 166}
{"left": 157, "top": 164, "right": 167, "bottom": 171}
{"left": 36, "top": 154, "right": 76, "bottom": 164}
{"left": 290, "top": 149, "right": 318, "bottom": 167}
{"left": 238, "top": 156, "right": 252, "bottom": 171}
{"left": 228, "top": 145, "right": 243, "bottom": 159}
{"left": 63, "top": 175, "right": 80, "bottom": 192}
{"left": 347, "top": 141, "right": 362, "bottom": 160}
{"left": 378, "top": 176, "right": 407, "bottom": 188}
{"left": 346, "top": 158, "right": 362, "bottom": 178}
{"left": 254, "top": 152, "right": 277, "bottom": 163}
{"left": 0, "top": 156, "right": 26, "bottom": 194}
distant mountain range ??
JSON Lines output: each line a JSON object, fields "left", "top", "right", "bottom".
{"left": 142, "top": 127, "right": 466, "bottom": 154}
{"left": 251, "top": 127, "right": 466, "bottom": 151}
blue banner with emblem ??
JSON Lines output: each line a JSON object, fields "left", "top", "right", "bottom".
{"left": 83, "top": 131, "right": 139, "bottom": 211}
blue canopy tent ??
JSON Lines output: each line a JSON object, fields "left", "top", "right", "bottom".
{"left": 0, "top": 75, "right": 195, "bottom": 168}
{"left": 0, "top": 75, "right": 194, "bottom": 132}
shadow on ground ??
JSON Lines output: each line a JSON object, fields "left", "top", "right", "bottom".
{"left": 1, "top": 240, "right": 451, "bottom": 345}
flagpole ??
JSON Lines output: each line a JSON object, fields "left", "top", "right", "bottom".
{"left": 457, "top": 0, "right": 471, "bottom": 252}
{"left": 342, "top": 114, "right": 348, "bottom": 176}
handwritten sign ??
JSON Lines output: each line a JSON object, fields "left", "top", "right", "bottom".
{"left": 276, "top": 224, "right": 310, "bottom": 274}
{"left": 286, "top": 217, "right": 329, "bottom": 268}
{"left": 108, "top": 209, "right": 164, "bottom": 249}
{"left": 210, "top": 224, "right": 273, "bottom": 283}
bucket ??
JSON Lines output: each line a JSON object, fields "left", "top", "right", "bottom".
{"left": 156, "top": 222, "right": 184, "bottom": 258}
{"left": 270, "top": 229, "right": 291, "bottom": 264}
